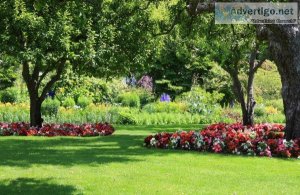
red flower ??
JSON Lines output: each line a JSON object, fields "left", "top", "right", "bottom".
{"left": 0, "top": 123, "right": 115, "bottom": 137}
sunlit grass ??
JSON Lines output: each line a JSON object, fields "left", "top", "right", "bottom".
{"left": 0, "top": 124, "right": 299, "bottom": 194}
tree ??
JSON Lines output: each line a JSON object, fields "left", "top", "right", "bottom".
{"left": 0, "top": 0, "right": 154, "bottom": 127}
{"left": 149, "top": 30, "right": 212, "bottom": 99}
{"left": 146, "top": 1, "right": 215, "bottom": 99}
{"left": 155, "top": 6, "right": 268, "bottom": 125}
{"left": 0, "top": 55, "right": 17, "bottom": 90}
{"left": 209, "top": 25, "right": 267, "bottom": 125}
{"left": 187, "top": 0, "right": 300, "bottom": 139}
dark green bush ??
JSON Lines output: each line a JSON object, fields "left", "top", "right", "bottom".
{"left": 42, "top": 98, "right": 60, "bottom": 116}
{"left": 0, "top": 88, "right": 18, "bottom": 103}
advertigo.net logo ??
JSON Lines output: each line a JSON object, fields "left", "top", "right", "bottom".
{"left": 215, "top": 2, "right": 299, "bottom": 24}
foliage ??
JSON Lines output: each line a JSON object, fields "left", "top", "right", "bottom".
{"left": 254, "top": 61, "right": 282, "bottom": 100}
{"left": 41, "top": 98, "right": 60, "bottom": 116}
{"left": 145, "top": 123, "right": 300, "bottom": 158}
{"left": 0, "top": 102, "right": 235, "bottom": 125}
{"left": 77, "top": 96, "right": 93, "bottom": 109}
{"left": 254, "top": 104, "right": 266, "bottom": 117}
{"left": 0, "top": 122, "right": 114, "bottom": 136}
{"left": 178, "top": 87, "right": 223, "bottom": 115}
{"left": 56, "top": 71, "right": 109, "bottom": 103}
{"left": 143, "top": 102, "right": 187, "bottom": 113}
{"left": 150, "top": 29, "right": 212, "bottom": 99}
{"left": 265, "top": 99, "right": 284, "bottom": 113}
{"left": 0, "top": 88, "right": 18, "bottom": 103}
{"left": 135, "top": 88, "right": 155, "bottom": 107}
{"left": 0, "top": 0, "right": 155, "bottom": 125}
{"left": 62, "top": 97, "right": 76, "bottom": 109}
{"left": 0, "top": 100, "right": 287, "bottom": 126}
{"left": 117, "top": 112, "right": 137, "bottom": 125}
{"left": 118, "top": 92, "right": 141, "bottom": 108}
{"left": 0, "top": 55, "right": 17, "bottom": 90}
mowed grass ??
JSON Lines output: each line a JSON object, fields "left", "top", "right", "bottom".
{"left": 0, "top": 124, "right": 299, "bottom": 195}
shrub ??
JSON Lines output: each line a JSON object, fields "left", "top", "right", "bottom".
{"left": 136, "top": 88, "right": 155, "bottom": 107}
{"left": 77, "top": 96, "right": 93, "bottom": 109}
{"left": 118, "top": 92, "right": 140, "bottom": 108}
{"left": 265, "top": 99, "right": 284, "bottom": 113}
{"left": 42, "top": 98, "right": 60, "bottom": 116}
{"left": 178, "top": 87, "right": 223, "bottom": 115}
{"left": 117, "top": 112, "right": 137, "bottom": 125}
{"left": 143, "top": 102, "right": 187, "bottom": 113}
{"left": 254, "top": 62, "right": 282, "bottom": 100}
{"left": 265, "top": 106, "right": 278, "bottom": 115}
{"left": 0, "top": 88, "right": 18, "bottom": 103}
{"left": 254, "top": 105, "right": 265, "bottom": 117}
{"left": 62, "top": 97, "right": 76, "bottom": 108}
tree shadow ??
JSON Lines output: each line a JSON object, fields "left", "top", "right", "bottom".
{"left": 0, "top": 134, "right": 185, "bottom": 167}
{"left": 0, "top": 178, "right": 80, "bottom": 195}
{"left": 1, "top": 128, "right": 293, "bottom": 168}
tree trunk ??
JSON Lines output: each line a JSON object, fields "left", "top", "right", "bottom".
{"left": 268, "top": 25, "right": 300, "bottom": 139}
{"left": 30, "top": 96, "right": 43, "bottom": 127}
{"left": 231, "top": 72, "right": 254, "bottom": 126}
{"left": 245, "top": 68, "right": 255, "bottom": 126}
{"left": 22, "top": 59, "right": 65, "bottom": 128}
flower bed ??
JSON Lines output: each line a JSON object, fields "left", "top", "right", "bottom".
{"left": 0, "top": 122, "right": 115, "bottom": 137}
{"left": 144, "top": 123, "right": 300, "bottom": 158}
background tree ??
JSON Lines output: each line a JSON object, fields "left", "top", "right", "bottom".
{"left": 0, "top": 55, "right": 18, "bottom": 90}
{"left": 149, "top": 30, "right": 212, "bottom": 99}
{"left": 187, "top": 0, "right": 300, "bottom": 139}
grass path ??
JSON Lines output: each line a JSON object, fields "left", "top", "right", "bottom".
{"left": 0, "top": 124, "right": 299, "bottom": 194}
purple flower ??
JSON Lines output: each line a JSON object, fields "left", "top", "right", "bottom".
{"left": 160, "top": 93, "right": 171, "bottom": 102}
{"left": 137, "top": 75, "right": 153, "bottom": 91}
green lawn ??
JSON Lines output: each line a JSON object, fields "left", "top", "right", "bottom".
{"left": 0, "top": 124, "right": 299, "bottom": 195}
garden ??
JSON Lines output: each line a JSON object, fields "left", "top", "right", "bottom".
{"left": 0, "top": 0, "right": 300, "bottom": 194}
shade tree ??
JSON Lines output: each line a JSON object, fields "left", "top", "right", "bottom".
{"left": 0, "top": 0, "right": 155, "bottom": 127}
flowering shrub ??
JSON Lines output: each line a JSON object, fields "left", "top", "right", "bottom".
{"left": 0, "top": 122, "right": 115, "bottom": 137}
{"left": 144, "top": 123, "right": 300, "bottom": 158}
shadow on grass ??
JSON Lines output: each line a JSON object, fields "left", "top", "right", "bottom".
{"left": 0, "top": 178, "right": 79, "bottom": 195}
{"left": 0, "top": 133, "right": 195, "bottom": 167}
{"left": 0, "top": 125, "right": 295, "bottom": 168}
{"left": 0, "top": 125, "right": 209, "bottom": 167}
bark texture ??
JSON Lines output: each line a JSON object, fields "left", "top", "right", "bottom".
{"left": 268, "top": 25, "right": 300, "bottom": 139}
{"left": 22, "top": 60, "right": 65, "bottom": 127}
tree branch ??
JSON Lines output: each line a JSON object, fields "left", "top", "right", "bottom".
{"left": 152, "top": 7, "right": 185, "bottom": 36}
{"left": 22, "top": 61, "right": 30, "bottom": 85}
{"left": 254, "top": 58, "right": 266, "bottom": 72}
{"left": 39, "top": 59, "right": 66, "bottom": 102}
{"left": 36, "top": 66, "right": 55, "bottom": 89}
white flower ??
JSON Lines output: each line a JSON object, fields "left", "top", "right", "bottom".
{"left": 150, "top": 138, "right": 157, "bottom": 146}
